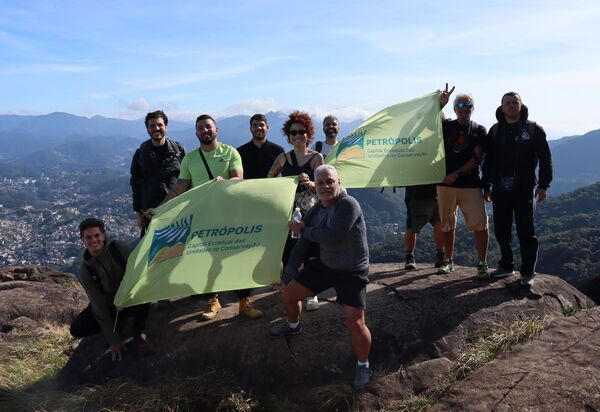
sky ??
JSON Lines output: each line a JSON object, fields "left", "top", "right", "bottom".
{"left": 1, "top": 0, "right": 599, "bottom": 139}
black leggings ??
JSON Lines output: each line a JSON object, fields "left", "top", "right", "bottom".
{"left": 70, "top": 303, "right": 150, "bottom": 339}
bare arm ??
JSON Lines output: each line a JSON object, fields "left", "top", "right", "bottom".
{"left": 161, "top": 179, "right": 190, "bottom": 205}
{"left": 229, "top": 169, "right": 243, "bottom": 180}
{"left": 267, "top": 153, "right": 285, "bottom": 177}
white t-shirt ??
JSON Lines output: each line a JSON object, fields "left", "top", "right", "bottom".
{"left": 312, "top": 141, "right": 338, "bottom": 156}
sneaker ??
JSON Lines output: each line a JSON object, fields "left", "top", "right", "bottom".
{"left": 201, "top": 296, "right": 221, "bottom": 320}
{"left": 490, "top": 266, "right": 515, "bottom": 279}
{"left": 239, "top": 297, "right": 263, "bottom": 319}
{"left": 404, "top": 254, "right": 416, "bottom": 270}
{"left": 353, "top": 364, "right": 373, "bottom": 390}
{"left": 520, "top": 274, "right": 535, "bottom": 289}
{"left": 437, "top": 258, "right": 454, "bottom": 274}
{"left": 476, "top": 261, "right": 489, "bottom": 279}
{"left": 269, "top": 321, "right": 303, "bottom": 337}
{"left": 434, "top": 250, "right": 445, "bottom": 268}
{"left": 305, "top": 296, "right": 319, "bottom": 311}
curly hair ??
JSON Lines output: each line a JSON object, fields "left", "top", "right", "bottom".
{"left": 281, "top": 111, "right": 315, "bottom": 145}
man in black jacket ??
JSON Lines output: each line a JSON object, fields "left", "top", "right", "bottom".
{"left": 482, "top": 92, "right": 553, "bottom": 290}
{"left": 130, "top": 110, "right": 186, "bottom": 236}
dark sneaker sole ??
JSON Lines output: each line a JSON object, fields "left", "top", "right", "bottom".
{"left": 269, "top": 326, "right": 303, "bottom": 337}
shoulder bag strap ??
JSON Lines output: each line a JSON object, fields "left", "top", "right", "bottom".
{"left": 198, "top": 149, "right": 214, "bottom": 180}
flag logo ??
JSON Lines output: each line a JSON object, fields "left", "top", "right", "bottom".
{"left": 148, "top": 215, "right": 193, "bottom": 267}
{"left": 335, "top": 130, "right": 366, "bottom": 160}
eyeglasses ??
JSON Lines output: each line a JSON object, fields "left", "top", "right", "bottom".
{"left": 456, "top": 103, "right": 473, "bottom": 109}
{"left": 289, "top": 129, "right": 307, "bottom": 136}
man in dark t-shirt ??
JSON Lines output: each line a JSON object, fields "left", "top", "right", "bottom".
{"left": 437, "top": 89, "right": 490, "bottom": 278}
{"left": 237, "top": 114, "right": 284, "bottom": 179}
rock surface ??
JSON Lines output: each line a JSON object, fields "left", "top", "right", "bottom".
{"left": 0, "top": 265, "right": 86, "bottom": 329}
{"left": 2, "top": 263, "right": 598, "bottom": 409}
{"left": 52, "top": 262, "right": 597, "bottom": 409}
{"left": 432, "top": 306, "right": 600, "bottom": 412}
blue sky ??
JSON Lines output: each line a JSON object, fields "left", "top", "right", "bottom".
{"left": 1, "top": 0, "right": 599, "bottom": 138}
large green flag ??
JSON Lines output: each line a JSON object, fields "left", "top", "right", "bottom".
{"left": 114, "top": 177, "right": 297, "bottom": 307}
{"left": 326, "top": 91, "right": 445, "bottom": 188}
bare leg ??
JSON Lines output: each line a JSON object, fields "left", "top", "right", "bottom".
{"left": 442, "top": 229, "right": 455, "bottom": 259}
{"left": 343, "top": 305, "right": 371, "bottom": 362}
{"left": 282, "top": 280, "right": 314, "bottom": 323}
{"left": 474, "top": 229, "right": 489, "bottom": 262}
{"left": 404, "top": 231, "right": 417, "bottom": 253}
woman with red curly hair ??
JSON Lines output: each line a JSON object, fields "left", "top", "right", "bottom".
{"left": 268, "top": 111, "right": 324, "bottom": 310}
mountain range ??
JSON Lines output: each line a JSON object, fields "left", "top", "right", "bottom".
{"left": 0, "top": 112, "right": 598, "bottom": 195}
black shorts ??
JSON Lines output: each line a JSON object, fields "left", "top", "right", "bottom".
{"left": 294, "top": 259, "right": 368, "bottom": 310}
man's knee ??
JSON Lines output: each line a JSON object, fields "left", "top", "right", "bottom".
{"left": 344, "top": 308, "right": 366, "bottom": 330}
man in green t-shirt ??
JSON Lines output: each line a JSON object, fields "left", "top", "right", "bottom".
{"left": 157, "top": 114, "right": 263, "bottom": 321}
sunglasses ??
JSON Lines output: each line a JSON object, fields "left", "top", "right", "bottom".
{"left": 289, "top": 129, "right": 307, "bottom": 136}
{"left": 456, "top": 103, "right": 473, "bottom": 109}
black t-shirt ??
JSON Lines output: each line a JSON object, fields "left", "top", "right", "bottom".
{"left": 237, "top": 140, "right": 284, "bottom": 179}
{"left": 441, "top": 119, "right": 487, "bottom": 188}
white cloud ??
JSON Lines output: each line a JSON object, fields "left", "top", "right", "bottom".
{"left": 0, "top": 63, "right": 101, "bottom": 75}
{"left": 123, "top": 97, "right": 150, "bottom": 111}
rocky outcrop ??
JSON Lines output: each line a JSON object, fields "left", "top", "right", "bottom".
{"left": 1, "top": 263, "right": 597, "bottom": 410}
{"left": 0, "top": 265, "right": 86, "bottom": 330}
{"left": 52, "top": 262, "right": 596, "bottom": 410}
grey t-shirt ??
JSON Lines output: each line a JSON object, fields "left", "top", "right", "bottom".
{"left": 283, "top": 192, "right": 369, "bottom": 282}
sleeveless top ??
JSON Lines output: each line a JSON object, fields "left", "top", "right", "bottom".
{"left": 281, "top": 150, "right": 319, "bottom": 193}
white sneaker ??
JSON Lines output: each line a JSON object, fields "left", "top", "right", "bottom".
{"left": 305, "top": 296, "right": 319, "bottom": 311}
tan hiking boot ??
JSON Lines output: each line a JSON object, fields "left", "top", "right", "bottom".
{"left": 201, "top": 296, "right": 221, "bottom": 320}
{"left": 239, "top": 297, "right": 263, "bottom": 319}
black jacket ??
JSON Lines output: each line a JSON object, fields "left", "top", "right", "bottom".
{"left": 482, "top": 104, "right": 552, "bottom": 192}
{"left": 130, "top": 139, "right": 186, "bottom": 212}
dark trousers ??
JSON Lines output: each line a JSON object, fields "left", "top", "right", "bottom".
{"left": 70, "top": 303, "right": 150, "bottom": 340}
{"left": 492, "top": 188, "right": 539, "bottom": 277}
{"left": 207, "top": 288, "right": 251, "bottom": 300}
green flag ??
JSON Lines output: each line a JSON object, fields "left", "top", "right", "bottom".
{"left": 114, "top": 177, "right": 297, "bottom": 307}
{"left": 326, "top": 91, "right": 445, "bottom": 188}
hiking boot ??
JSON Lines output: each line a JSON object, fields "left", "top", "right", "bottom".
{"left": 404, "top": 254, "right": 416, "bottom": 270}
{"left": 305, "top": 296, "right": 319, "bottom": 311}
{"left": 239, "top": 297, "right": 263, "bottom": 319}
{"left": 269, "top": 321, "right": 303, "bottom": 337}
{"left": 353, "top": 364, "right": 373, "bottom": 390}
{"left": 201, "top": 296, "right": 221, "bottom": 320}
{"left": 476, "top": 261, "right": 489, "bottom": 279}
{"left": 490, "top": 266, "right": 515, "bottom": 279}
{"left": 437, "top": 258, "right": 454, "bottom": 274}
{"left": 434, "top": 250, "right": 445, "bottom": 268}
{"left": 520, "top": 274, "right": 535, "bottom": 289}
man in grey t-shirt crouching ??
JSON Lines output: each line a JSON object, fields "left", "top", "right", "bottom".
{"left": 269, "top": 164, "right": 373, "bottom": 390}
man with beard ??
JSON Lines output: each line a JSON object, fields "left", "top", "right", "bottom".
{"left": 269, "top": 164, "right": 373, "bottom": 390}
{"left": 159, "top": 114, "right": 262, "bottom": 320}
{"left": 131, "top": 110, "right": 186, "bottom": 237}
{"left": 237, "top": 114, "right": 284, "bottom": 179}
{"left": 482, "top": 92, "right": 552, "bottom": 292}
{"left": 312, "top": 115, "right": 340, "bottom": 156}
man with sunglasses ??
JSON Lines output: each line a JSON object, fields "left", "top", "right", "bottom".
{"left": 482, "top": 92, "right": 552, "bottom": 292}
{"left": 437, "top": 85, "right": 490, "bottom": 278}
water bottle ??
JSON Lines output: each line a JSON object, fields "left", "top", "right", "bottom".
{"left": 290, "top": 207, "right": 302, "bottom": 239}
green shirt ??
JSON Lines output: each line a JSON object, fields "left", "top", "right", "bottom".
{"left": 178, "top": 143, "right": 243, "bottom": 188}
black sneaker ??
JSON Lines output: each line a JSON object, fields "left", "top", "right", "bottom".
{"left": 353, "top": 364, "right": 373, "bottom": 390}
{"left": 269, "top": 321, "right": 303, "bottom": 337}
{"left": 490, "top": 266, "right": 515, "bottom": 279}
{"left": 404, "top": 254, "right": 416, "bottom": 270}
